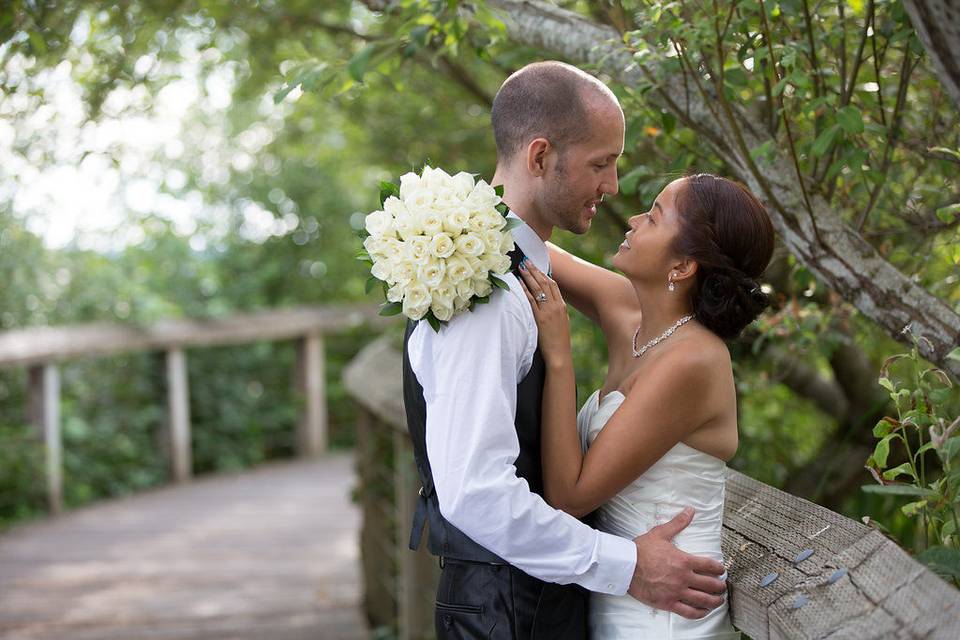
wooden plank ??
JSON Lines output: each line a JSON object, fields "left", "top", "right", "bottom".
{"left": 0, "top": 304, "right": 391, "bottom": 368}
{"left": 44, "top": 365, "right": 63, "bottom": 515}
{"left": 295, "top": 333, "right": 327, "bottom": 456}
{"left": 722, "top": 469, "right": 960, "bottom": 639}
{"left": 0, "top": 456, "right": 365, "bottom": 640}
{"left": 166, "top": 349, "right": 192, "bottom": 483}
{"left": 342, "top": 336, "right": 406, "bottom": 432}
{"left": 27, "top": 364, "right": 63, "bottom": 514}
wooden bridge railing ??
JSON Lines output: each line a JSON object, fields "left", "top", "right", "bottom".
{"left": 1, "top": 303, "right": 389, "bottom": 514}
{"left": 344, "top": 337, "right": 960, "bottom": 640}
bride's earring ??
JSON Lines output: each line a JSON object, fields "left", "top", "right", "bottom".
{"left": 668, "top": 273, "right": 676, "bottom": 292}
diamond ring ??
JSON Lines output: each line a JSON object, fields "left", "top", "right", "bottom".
{"left": 535, "top": 292, "right": 548, "bottom": 303}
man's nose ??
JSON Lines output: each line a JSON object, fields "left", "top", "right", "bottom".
{"left": 603, "top": 167, "right": 619, "bottom": 196}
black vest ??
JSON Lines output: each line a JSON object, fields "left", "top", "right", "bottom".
{"left": 402, "top": 246, "right": 546, "bottom": 562}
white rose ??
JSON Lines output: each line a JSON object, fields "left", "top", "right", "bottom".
{"left": 407, "top": 236, "right": 432, "bottom": 265}
{"left": 467, "top": 180, "right": 500, "bottom": 210}
{"left": 403, "top": 283, "right": 431, "bottom": 320}
{"left": 429, "top": 233, "right": 456, "bottom": 259}
{"left": 443, "top": 207, "right": 472, "bottom": 236}
{"left": 481, "top": 230, "right": 502, "bottom": 255}
{"left": 391, "top": 261, "right": 417, "bottom": 285}
{"left": 394, "top": 210, "right": 423, "bottom": 240}
{"left": 481, "top": 252, "right": 511, "bottom": 275}
{"left": 472, "top": 276, "right": 493, "bottom": 298}
{"left": 420, "top": 209, "right": 445, "bottom": 237}
{"left": 399, "top": 172, "right": 422, "bottom": 200}
{"left": 363, "top": 235, "right": 387, "bottom": 258}
{"left": 454, "top": 295, "right": 471, "bottom": 312}
{"left": 418, "top": 257, "right": 446, "bottom": 288}
{"left": 387, "top": 282, "right": 405, "bottom": 303}
{"left": 445, "top": 255, "right": 476, "bottom": 283}
{"left": 365, "top": 209, "right": 395, "bottom": 237}
{"left": 371, "top": 258, "right": 394, "bottom": 282}
{"left": 455, "top": 232, "right": 486, "bottom": 257}
{"left": 456, "top": 279, "right": 476, "bottom": 300}
{"left": 383, "top": 238, "right": 406, "bottom": 263}
{"left": 432, "top": 282, "right": 457, "bottom": 307}
{"left": 466, "top": 255, "right": 484, "bottom": 275}
{"left": 422, "top": 166, "right": 453, "bottom": 191}
{"left": 499, "top": 230, "right": 514, "bottom": 254}
{"left": 405, "top": 187, "right": 435, "bottom": 212}
{"left": 451, "top": 172, "right": 475, "bottom": 199}
{"left": 431, "top": 298, "right": 455, "bottom": 322}
{"left": 383, "top": 196, "right": 408, "bottom": 220}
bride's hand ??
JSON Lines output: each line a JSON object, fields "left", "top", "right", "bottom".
{"left": 517, "top": 259, "right": 572, "bottom": 366}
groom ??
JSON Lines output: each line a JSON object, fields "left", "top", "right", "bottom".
{"left": 402, "top": 61, "right": 727, "bottom": 639}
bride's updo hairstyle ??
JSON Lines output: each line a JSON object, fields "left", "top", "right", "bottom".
{"left": 673, "top": 174, "right": 775, "bottom": 340}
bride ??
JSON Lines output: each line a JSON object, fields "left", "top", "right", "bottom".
{"left": 518, "top": 173, "right": 774, "bottom": 639}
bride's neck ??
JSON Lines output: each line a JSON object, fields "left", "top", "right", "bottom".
{"left": 632, "top": 286, "right": 695, "bottom": 346}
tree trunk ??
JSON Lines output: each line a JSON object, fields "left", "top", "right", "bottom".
{"left": 903, "top": 0, "right": 960, "bottom": 108}
{"left": 482, "top": 0, "right": 960, "bottom": 379}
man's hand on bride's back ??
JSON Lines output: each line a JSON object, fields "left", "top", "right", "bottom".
{"left": 627, "top": 506, "right": 727, "bottom": 619}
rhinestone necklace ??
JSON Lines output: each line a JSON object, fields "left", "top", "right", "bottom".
{"left": 632, "top": 314, "right": 695, "bottom": 358}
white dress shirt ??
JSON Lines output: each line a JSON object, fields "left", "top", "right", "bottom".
{"left": 407, "top": 211, "right": 637, "bottom": 595}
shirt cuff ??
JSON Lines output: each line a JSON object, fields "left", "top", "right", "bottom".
{"left": 588, "top": 532, "right": 637, "bottom": 596}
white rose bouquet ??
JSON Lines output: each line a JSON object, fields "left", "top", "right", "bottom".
{"left": 358, "top": 166, "right": 521, "bottom": 331}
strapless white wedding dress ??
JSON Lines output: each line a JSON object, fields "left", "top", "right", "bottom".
{"left": 577, "top": 389, "right": 740, "bottom": 639}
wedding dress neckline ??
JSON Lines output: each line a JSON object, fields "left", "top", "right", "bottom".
{"left": 588, "top": 388, "right": 727, "bottom": 465}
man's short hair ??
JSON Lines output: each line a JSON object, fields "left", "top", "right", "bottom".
{"left": 491, "top": 61, "right": 618, "bottom": 164}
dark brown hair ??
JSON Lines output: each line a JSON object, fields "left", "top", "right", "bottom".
{"left": 491, "top": 61, "right": 616, "bottom": 163}
{"left": 673, "top": 173, "right": 775, "bottom": 340}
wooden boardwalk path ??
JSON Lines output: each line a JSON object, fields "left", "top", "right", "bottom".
{"left": 0, "top": 454, "right": 367, "bottom": 640}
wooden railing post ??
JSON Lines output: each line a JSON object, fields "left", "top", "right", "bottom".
{"left": 165, "top": 348, "right": 192, "bottom": 482}
{"left": 296, "top": 333, "right": 327, "bottom": 456}
{"left": 27, "top": 364, "right": 63, "bottom": 514}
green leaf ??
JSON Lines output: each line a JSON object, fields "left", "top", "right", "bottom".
{"left": 878, "top": 377, "right": 895, "bottom": 392}
{"left": 724, "top": 67, "right": 748, "bottom": 89}
{"left": 812, "top": 124, "right": 843, "bottom": 157}
{"left": 881, "top": 462, "right": 917, "bottom": 482}
{"left": 660, "top": 110, "right": 677, "bottom": 134}
{"left": 936, "top": 203, "right": 960, "bottom": 224}
{"left": 347, "top": 43, "right": 378, "bottom": 83}
{"left": 619, "top": 166, "right": 650, "bottom": 196}
{"left": 379, "top": 181, "right": 399, "bottom": 207}
{"left": 871, "top": 434, "right": 893, "bottom": 467}
{"left": 502, "top": 218, "right": 522, "bottom": 232}
{"left": 490, "top": 275, "right": 511, "bottom": 291}
{"left": 861, "top": 484, "right": 937, "bottom": 497}
{"left": 378, "top": 302, "right": 403, "bottom": 316}
{"left": 836, "top": 106, "right": 865, "bottom": 134}
{"left": 873, "top": 417, "right": 897, "bottom": 438}
{"left": 947, "top": 347, "right": 960, "bottom": 363}
{"left": 365, "top": 276, "right": 380, "bottom": 295}
{"left": 494, "top": 185, "right": 505, "bottom": 198}
{"left": 425, "top": 312, "right": 441, "bottom": 333}
{"left": 929, "top": 146, "right": 960, "bottom": 161}
{"left": 918, "top": 546, "right": 960, "bottom": 580}
{"left": 901, "top": 499, "right": 927, "bottom": 517}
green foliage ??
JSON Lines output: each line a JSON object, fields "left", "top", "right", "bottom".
{"left": 863, "top": 333, "right": 960, "bottom": 584}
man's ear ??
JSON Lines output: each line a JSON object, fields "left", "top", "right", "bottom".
{"left": 671, "top": 257, "right": 699, "bottom": 283}
{"left": 525, "top": 138, "right": 551, "bottom": 177}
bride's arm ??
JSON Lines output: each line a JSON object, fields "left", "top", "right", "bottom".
{"left": 547, "top": 242, "right": 638, "bottom": 332}
{"left": 519, "top": 261, "right": 719, "bottom": 517}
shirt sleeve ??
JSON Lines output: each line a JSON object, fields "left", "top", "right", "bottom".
{"left": 409, "top": 280, "right": 636, "bottom": 595}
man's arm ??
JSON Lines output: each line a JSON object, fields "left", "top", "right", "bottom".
{"left": 410, "top": 281, "right": 636, "bottom": 594}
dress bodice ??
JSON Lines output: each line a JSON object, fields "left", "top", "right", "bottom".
{"left": 575, "top": 388, "right": 739, "bottom": 639}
